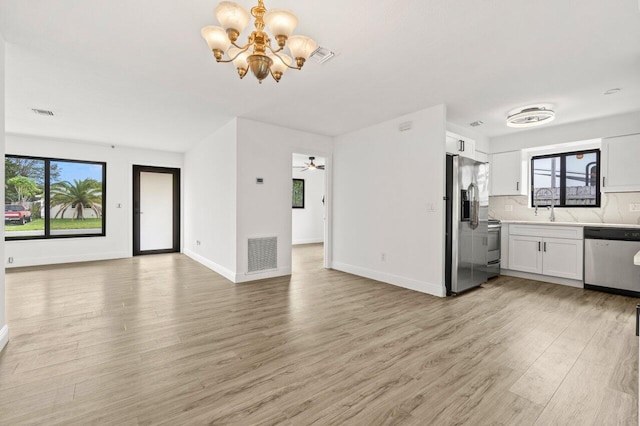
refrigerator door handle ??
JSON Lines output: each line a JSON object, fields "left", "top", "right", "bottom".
{"left": 468, "top": 182, "right": 479, "bottom": 230}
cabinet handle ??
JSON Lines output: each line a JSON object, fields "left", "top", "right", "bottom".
{"left": 543, "top": 242, "right": 547, "bottom": 252}
{"left": 603, "top": 176, "right": 606, "bottom": 188}
{"left": 459, "top": 140, "right": 464, "bottom": 152}
{"left": 462, "top": 140, "right": 465, "bottom": 152}
{"left": 516, "top": 181, "right": 520, "bottom": 191}
{"left": 538, "top": 241, "right": 541, "bottom": 252}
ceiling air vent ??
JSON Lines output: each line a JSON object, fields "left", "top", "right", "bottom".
{"left": 310, "top": 46, "right": 335, "bottom": 64}
{"left": 32, "top": 108, "right": 54, "bottom": 116}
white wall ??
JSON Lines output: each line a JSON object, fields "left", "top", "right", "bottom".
{"left": 1, "top": 33, "right": 8, "bottom": 351}
{"left": 5, "top": 134, "right": 183, "bottom": 268}
{"left": 235, "top": 118, "right": 333, "bottom": 282}
{"left": 292, "top": 156, "right": 325, "bottom": 245}
{"left": 183, "top": 118, "right": 237, "bottom": 282}
{"left": 332, "top": 105, "right": 447, "bottom": 297}
{"left": 490, "top": 111, "right": 640, "bottom": 153}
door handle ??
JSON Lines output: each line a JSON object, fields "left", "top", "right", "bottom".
{"left": 543, "top": 242, "right": 547, "bottom": 252}
{"left": 538, "top": 241, "right": 541, "bottom": 252}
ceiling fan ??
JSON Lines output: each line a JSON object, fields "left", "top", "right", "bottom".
{"left": 293, "top": 156, "right": 325, "bottom": 172}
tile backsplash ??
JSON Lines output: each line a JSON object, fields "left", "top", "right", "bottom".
{"left": 489, "top": 192, "right": 640, "bottom": 225}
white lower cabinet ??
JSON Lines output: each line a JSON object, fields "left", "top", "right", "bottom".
{"left": 509, "top": 235, "right": 542, "bottom": 274}
{"left": 542, "top": 237, "right": 583, "bottom": 280}
{"left": 508, "top": 226, "right": 583, "bottom": 281}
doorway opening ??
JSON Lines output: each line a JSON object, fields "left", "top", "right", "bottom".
{"left": 292, "top": 153, "right": 327, "bottom": 272}
{"left": 133, "top": 165, "right": 180, "bottom": 256}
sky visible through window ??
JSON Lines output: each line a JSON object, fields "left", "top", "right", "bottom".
{"left": 53, "top": 161, "right": 103, "bottom": 183}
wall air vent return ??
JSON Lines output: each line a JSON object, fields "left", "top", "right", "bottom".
{"left": 32, "top": 108, "right": 54, "bottom": 116}
{"left": 310, "top": 46, "right": 335, "bottom": 64}
{"left": 248, "top": 237, "right": 277, "bottom": 273}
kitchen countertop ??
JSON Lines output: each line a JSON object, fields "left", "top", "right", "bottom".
{"left": 499, "top": 220, "right": 640, "bottom": 229}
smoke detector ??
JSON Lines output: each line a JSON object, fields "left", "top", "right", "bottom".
{"left": 506, "top": 106, "right": 555, "bottom": 128}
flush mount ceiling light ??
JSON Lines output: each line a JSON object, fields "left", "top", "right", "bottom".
{"left": 201, "top": 0, "right": 317, "bottom": 84}
{"left": 506, "top": 106, "right": 555, "bottom": 128}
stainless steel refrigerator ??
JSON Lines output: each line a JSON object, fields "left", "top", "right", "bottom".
{"left": 445, "top": 155, "right": 489, "bottom": 295}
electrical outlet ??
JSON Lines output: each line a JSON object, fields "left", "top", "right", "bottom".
{"left": 630, "top": 204, "right": 640, "bottom": 212}
{"left": 380, "top": 253, "right": 386, "bottom": 262}
{"left": 196, "top": 240, "right": 201, "bottom": 246}
{"left": 7, "top": 257, "right": 13, "bottom": 264}
{"left": 504, "top": 205, "right": 513, "bottom": 211}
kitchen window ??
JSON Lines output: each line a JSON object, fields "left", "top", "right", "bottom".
{"left": 530, "top": 149, "right": 600, "bottom": 208}
{"left": 5, "top": 155, "right": 106, "bottom": 240}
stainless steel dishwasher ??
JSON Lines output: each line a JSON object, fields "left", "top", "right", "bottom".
{"left": 584, "top": 227, "right": 640, "bottom": 297}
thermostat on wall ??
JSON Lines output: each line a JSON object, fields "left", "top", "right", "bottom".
{"left": 256, "top": 178, "right": 264, "bottom": 184}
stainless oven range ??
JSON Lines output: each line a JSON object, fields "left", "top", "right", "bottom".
{"left": 488, "top": 219, "right": 501, "bottom": 279}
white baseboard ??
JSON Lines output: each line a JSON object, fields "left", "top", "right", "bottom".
{"left": 0, "top": 325, "right": 8, "bottom": 353}
{"left": 501, "top": 269, "right": 583, "bottom": 288}
{"left": 292, "top": 238, "right": 324, "bottom": 245}
{"left": 235, "top": 267, "right": 292, "bottom": 283}
{"left": 5, "top": 251, "right": 130, "bottom": 268}
{"left": 332, "top": 261, "right": 445, "bottom": 298}
{"left": 183, "top": 249, "right": 236, "bottom": 283}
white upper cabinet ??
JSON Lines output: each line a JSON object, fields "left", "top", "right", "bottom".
{"left": 446, "top": 132, "right": 476, "bottom": 159}
{"left": 601, "top": 134, "right": 640, "bottom": 192}
{"left": 490, "top": 151, "right": 527, "bottom": 196}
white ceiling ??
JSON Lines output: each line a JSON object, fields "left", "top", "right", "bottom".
{"left": 2, "top": 0, "right": 640, "bottom": 152}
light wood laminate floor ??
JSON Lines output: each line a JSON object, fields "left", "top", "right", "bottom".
{"left": 0, "top": 244, "right": 637, "bottom": 425}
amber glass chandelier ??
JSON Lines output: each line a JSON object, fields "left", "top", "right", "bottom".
{"left": 201, "top": 0, "right": 317, "bottom": 84}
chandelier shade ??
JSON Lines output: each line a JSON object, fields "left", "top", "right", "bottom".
{"left": 228, "top": 47, "right": 251, "bottom": 78}
{"left": 214, "top": 2, "right": 251, "bottom": 35}
{"left": 268, "top": 52, "right": 292, "bottom": 81}
{"left": 287, "top": 35, "right": 317, "bottom": 65}
{"left": 201, "top": 0, "right": 318, "bottom": 84}
{"left": 263, "top": 9, "right": 298, "bottom": 41}
{"left": 201, "top": 26, "right": 231, "bottom": 57}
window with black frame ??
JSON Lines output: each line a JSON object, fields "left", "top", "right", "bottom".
{"left": 292, "top": 178, "right": 304, "bottom": 208}
{"left": 5, "top": 155, "right": 106, "bottom": 240}
{"left": 530, "top": 149, "right": 600, "bottom": 208}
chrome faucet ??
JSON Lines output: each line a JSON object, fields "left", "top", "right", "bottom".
{"left": 534, "top": 188, "right": 556, "bottom": 222}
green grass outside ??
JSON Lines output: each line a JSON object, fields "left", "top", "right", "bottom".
{"left": 5, "top": 218, "right": 103, "bottom": 232}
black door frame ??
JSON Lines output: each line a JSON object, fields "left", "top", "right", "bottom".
{"left": 133, "top": 165, "right": 181, "bottom": 256}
